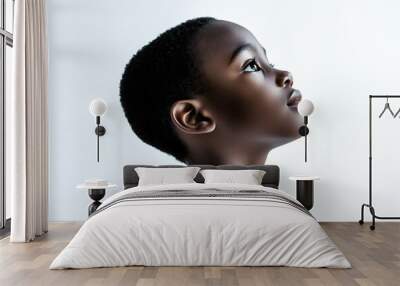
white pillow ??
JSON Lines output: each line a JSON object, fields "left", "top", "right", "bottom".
{"left": 200, "top": 169, "right": 266, "bottom": 185}
{"left": 135, "top": 167, "right": 201, "bottom": 186}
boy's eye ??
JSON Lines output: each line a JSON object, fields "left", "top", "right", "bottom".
{"left": 242, "top": 59, "right": 262, "bottom": 73}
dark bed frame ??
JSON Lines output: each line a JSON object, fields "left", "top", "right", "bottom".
{"left": 123, "top": 164, "right": 280, "bottom": 189}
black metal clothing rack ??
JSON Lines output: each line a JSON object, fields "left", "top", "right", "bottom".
{"left": 359, "top": 95, "right": 400, "bottom": 230}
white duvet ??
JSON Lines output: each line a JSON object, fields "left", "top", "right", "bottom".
{"left": 50, "top": 183, "right": 351, "bottom": 269}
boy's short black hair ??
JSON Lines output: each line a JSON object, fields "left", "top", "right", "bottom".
{"left": 119, "top": 17, "right": 217, "bottom": 162}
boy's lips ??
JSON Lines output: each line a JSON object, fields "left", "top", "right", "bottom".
{"left": 287, "top": 89, "right": 302, "bottom": 107}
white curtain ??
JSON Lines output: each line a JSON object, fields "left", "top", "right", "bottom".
{"left": 8, "top": 0, "right": 48, "bottom": 242}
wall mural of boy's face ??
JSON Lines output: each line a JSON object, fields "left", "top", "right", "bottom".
{"left": 120, "top": 18, "right": 304, "bottom": 165}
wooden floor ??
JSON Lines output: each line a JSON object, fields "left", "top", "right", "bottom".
{"left": 0, "top": 222, "right": 399, "bottom": 286}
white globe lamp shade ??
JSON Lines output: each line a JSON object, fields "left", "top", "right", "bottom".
{"left": 89, "top": 98, "right": 107, "bottom": 117}
{"left": 298, "top": 99, "right": 314, "bottom": 116}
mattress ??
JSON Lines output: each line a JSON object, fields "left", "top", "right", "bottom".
{"left": 50, "top": 183, "right": 351, "bottom": 269}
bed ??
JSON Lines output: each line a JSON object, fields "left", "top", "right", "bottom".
{"left": 50, "top": 164, "right": 351, "bottom": 269}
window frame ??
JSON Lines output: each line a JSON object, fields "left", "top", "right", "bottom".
{"left": 0, "top": 0, "right": 13, "bottom": 233}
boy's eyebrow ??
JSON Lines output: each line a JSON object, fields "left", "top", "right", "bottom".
{"left": 229, "top": 43, "right": 267, "bottom": 64}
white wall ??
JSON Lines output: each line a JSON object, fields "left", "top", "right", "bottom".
{"left": 47, "top": 0, "right": 400, "bottom": 221}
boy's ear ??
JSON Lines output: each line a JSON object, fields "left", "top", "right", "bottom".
{"left": 170, "top": 99, "right": 216, "bottom": 134}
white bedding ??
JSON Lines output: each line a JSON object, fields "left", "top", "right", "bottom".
{"left": 50, "top": 183, "right": 351, "bottom": 269}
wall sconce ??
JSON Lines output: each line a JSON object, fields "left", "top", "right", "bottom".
{"left": 89, "top": 98, "right": 107, "bottom": 162}
{"left": 298, "top": 99, "right": 315, "bottom": 163}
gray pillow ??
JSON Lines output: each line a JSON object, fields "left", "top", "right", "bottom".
{"left": 200, "top": 169, "right": 266, "bottom": 185}
{"left": 135, "top": 167, "right": 201, "bottom": 186}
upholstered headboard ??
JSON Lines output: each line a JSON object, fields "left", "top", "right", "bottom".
{"left": 123, "top": 165, "right": 280, "bottom": 190}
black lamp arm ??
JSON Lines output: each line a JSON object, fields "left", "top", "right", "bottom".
{"left": 298, "top": 116, "right": 310, "bottom": 162}
{"left": 94, "top": 116, "right": 106, "bottom": 162}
